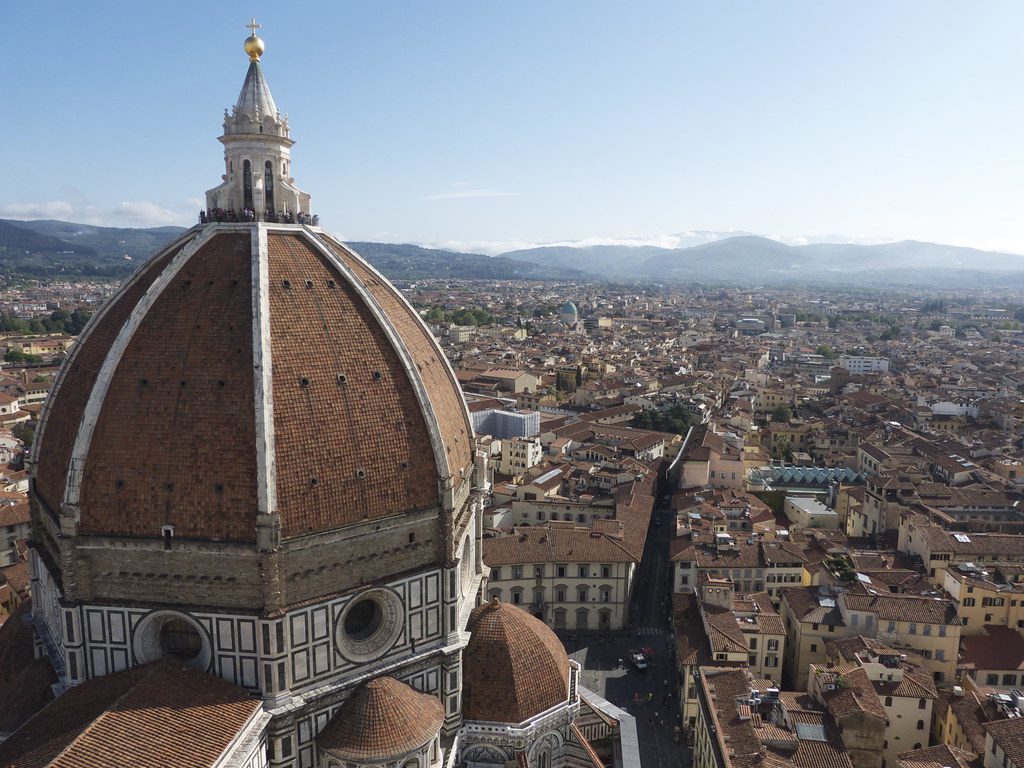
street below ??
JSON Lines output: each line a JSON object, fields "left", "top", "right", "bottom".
{"left": 560, "top": 503, "right": 691, "bottom": 768}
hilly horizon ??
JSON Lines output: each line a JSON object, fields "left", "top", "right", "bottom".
{"left": 2, "top": 218, "right": 1023, "bottom": 288}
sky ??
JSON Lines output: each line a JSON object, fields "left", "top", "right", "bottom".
{"left": 5, "top": 1, "right": 1024, "bottom": 256}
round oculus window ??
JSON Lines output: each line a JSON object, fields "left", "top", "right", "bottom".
{"left": 336, "top": 588, "right": 404, "bottom": 663}
{"left": 132, "top": 610, "right": 212, "bottom": 671}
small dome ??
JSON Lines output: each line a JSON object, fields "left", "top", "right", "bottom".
{"left": 463, "top": 599, "right": 570, "bottom": 723}
{"left": 560, "top": 301, "right": 577, "bottom": 315}
{"left": 316, "top": 677, "right": 443, "bottom": 761}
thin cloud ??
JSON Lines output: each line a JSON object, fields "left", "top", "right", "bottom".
{"left": 0, "top": 200, "right": 193, "bottom": 228}
{"left": 947, "top": 236, "right": 1024, "bottom": 256}
{"left": 0, "top": 201, "right": 76, "bottom": 220}
{"left": 111, "top": 201, "right": 191, "bottom": 226}
{"left": 422, "top": 189, "right": 522, "bottom": 200}
{"left": 434, "top": 238, "right": 543, "bottom": 256}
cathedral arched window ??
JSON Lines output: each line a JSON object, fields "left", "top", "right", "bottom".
{"left": 264, "top": 161, "right": 275, "bottom": 212}
{"left": 242, "top": 160, "right": 253, "bottom": 211}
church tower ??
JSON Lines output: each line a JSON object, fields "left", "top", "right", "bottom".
{"left": 205, "top": 20, "right": 312, "bottom": 218}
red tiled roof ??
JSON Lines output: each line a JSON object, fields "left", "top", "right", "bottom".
{"left": 0, "top": 661, "right": 260, "bottom": 768}
{"left": 33, "top": 227, "right": 474, "bottom": 544}
{"left": 0, "top": 500, "right": 29, "bottom": 528}
{"left": 34, "top": 238, "right": 189, "bottom": 518}
{"left": 316, "top": 677, "right": 443, "bottom": 761}
{"left": 959, "top": 624, "right": 1024, "bottom": 671}
{"left": 463, "top": 599, "right": 570, "bottom": 723}
{"left": 0, "top": 602, "right": 56, "bottom": 734}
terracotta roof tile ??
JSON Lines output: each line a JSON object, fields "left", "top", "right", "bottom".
{"left": 463, "top": 599, "right": 570, "bottom": 723}
{"left": 35, "top": 238, "right": 190, "bottom": 518}
{"left": 0, "top": 500, "right": 29, "bottom": 528}
{"left": 33, "top": 226, "right": 475, "bottom": 544}
{"left": 267, "top": 233, "right": 445, "bottom": 535}
{"left": 986, "top": 717, "right": 1024, "bottom": 767}
{"left": 0, "top": 661, "right": 260, "bottom": 768}
{"left": 0, "top": 602, "right": 56, "bottom": 734}
{"left": 76, "top": 233, "right": 259, "bottom": 540}
{"left": 316, "top": 677, "right": 443, "bottom": 761}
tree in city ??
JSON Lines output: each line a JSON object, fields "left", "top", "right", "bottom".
{"left": 773, "top": 434, "right": 794, "bottom": 463}
{"left": 3, "top": 350, "right": 43, "bottom": 363}
{"left": 12, "top": 421, "right": 35, "bottom": 449}
{"left": 878, "top": 324, "right": 901, "bottom": 341}
{"left": 631, "top": 404, "right": 694, "bottom": 435}
{"left": 771, "top": 405, "right": 792, "bottom": 423}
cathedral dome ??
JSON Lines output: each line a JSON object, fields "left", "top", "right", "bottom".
{"left": 462, "top": 598, "right": 570, "bottom": 723}
{"left": 315, "top": 677, "right": 443, "bottom": 762}
{"left": 560, "top": 301, "right": 577, "bottom": 315}
{"left": 32, "top": 226, "right": 474, "bottom": 545}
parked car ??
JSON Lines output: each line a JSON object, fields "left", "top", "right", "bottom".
{"left": 629, "top": 649, "right": 648, "bottom": 670}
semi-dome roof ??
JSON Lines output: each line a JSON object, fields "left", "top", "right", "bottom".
{"left": 462, "top": 598, "right": 570, "bottom": 723}
{"left": 315, "top": 677, "right": 443, "bottom": 761}
{"left": 33, "top": 226, "right": 474, "bottom": 542}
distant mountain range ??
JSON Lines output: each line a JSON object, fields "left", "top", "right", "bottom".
{"left": 0, "top": 219, "right": 185, "bottom": 278}
{"left": 2, "top": 218, "right": 1023, "bottom": 287}
{"left": 501, "top": 235, "right": 1024, "bottom": 287}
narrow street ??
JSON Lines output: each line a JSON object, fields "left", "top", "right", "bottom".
{"left": 562, "top": 502, "right": 690, "bottom": 768}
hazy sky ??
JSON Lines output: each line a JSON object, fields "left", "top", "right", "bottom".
{"left": 6, "top": 1, "right": 1024, "bottom": 255}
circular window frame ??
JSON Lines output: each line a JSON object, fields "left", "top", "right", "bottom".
{"left": 132, "top": 609, "right": 212, "bottom": 671}
{"left": 335, "top": 587, "right": 404, "bottom": 663}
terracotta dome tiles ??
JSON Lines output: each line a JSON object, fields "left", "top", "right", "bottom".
{"left": 34, "top": 237, "right": 193, "bottom": 518}
{"left": 322, "top": 235, "right": 473, "bottom": 481}
{"left": 80, "top": 233, "right": 259, "bottom": 540}
{"left": 316, "top": 676, "right": 443, "bottom": 761}
{"left": 34, "top": 226, "right": 473, "bottom": 544}
{"left": 463, "top": 598, "right": 570, "bottom": 723}
{"left": 266, "top": 233, "right": 443, "bottom": 537}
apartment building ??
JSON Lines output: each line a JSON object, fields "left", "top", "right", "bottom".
{"left": 484, "top": 521, "right": 637, "bottom": 631}
{"left": 673, "top": 580, "right": 785, "bottom": 733}
{"left": 692, "top": 666, "right": 855, "bottom": 768}
{"left": 672, "top": 532, "right": 807, "bottom": 600}
{"left": 496, "top": 435, "right": 543, "bottom": 477}
{"left": 780, "top": 587, "right": 961, "bottom": 689}
{"left": 899, "top": 512, "right": 1024, "bottom": 587}
{"left": 823, "top": 635, "right": 938, "bottom": 767}
{"left": 943, "top": 563, "right": 1024, "bottom": 632}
